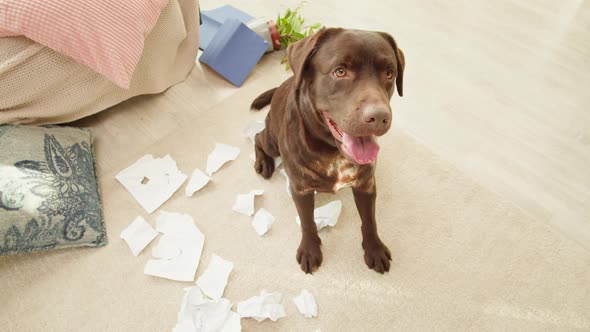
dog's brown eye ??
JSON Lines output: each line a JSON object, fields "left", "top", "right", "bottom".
{"left": 385, "top": 70, "right": 394, "bottom": 80}
{"left": 333, "top": 67, "right": 347, "bottom": 78}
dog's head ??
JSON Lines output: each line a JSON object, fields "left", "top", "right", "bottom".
{"left": 288, "top": 28, "right": 405, "bottom": 165}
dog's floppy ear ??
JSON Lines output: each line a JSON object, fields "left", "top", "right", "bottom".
{"left": 288, "top": 28, "right": 340, "bottom": 92}
{"left": 379, "top": 32, "right": 405, "bottom": 96}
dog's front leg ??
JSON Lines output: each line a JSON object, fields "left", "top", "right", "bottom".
{"left": 291, "top": 190, "right": 322, "bottom": 274}
{"left": 353, "top": 182, "right": 392, "bottom": 273}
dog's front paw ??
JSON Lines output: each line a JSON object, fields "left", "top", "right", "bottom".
{"left": 363, "top": 239, "right": 392, "bottom": 274}
{"left": 254, "top": 149, "right": 275, "bottom": 179}
{"left": 296, "top": 237, "right": 323, "bottom": 274}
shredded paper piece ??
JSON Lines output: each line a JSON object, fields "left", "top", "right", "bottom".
{"left": 232, "top": 190, "right": 264, "bottom": 216}
{"left": 279, "top": 169, "right": 292, "bottom": 197}
{"left": 120, "top": 216, "right": 158, "bottom": 256}
{"left": 293, "top": 289, "right": 318, "bottom": 318}
{"left": 196, "top": 255, "right": 234, "bottom": 301}
{"left": 206, "top": 143, "right": 240, "bottom": 176}
{"left": 116, "top": 154, "right": 187, "bottom": 213}
{"left": 274, "top": 157, "right": 282, "bottom": 168}
{"left": 243, "top": 120, "right": 265, "bottom": 144}
{"left": 144, "top": 211, "right": 205, "bottom": 282}
{"left": 185, "top": 168, "right": 211, "bottom": 197}
{"left": 220, "top": 311, "right": 241, "bottom": 332}
{"left": 252, "top": 208, "right": 274, "bottom": 236}
{"left": 174, "top": 287, "right": 241, "bottom": 332}
{"left": 296, "top": 200, "right": 342, "bottom": 231}
{"left": 151, "top": 236, "right": 182, "bottom": 260}
{"left": 237, "top": 290, "right": 286, "bottom": 322}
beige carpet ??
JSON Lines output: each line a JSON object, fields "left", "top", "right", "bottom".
{"left": 1, "top": 87, "right": 589, "bottom": 331}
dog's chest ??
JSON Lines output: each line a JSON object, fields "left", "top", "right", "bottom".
{"left": 327, "top": 158, "right": 360, "bottom": 191}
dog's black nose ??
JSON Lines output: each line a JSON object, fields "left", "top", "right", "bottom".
{"left": 362, "top": 105, "right": 391, "bottom": 132}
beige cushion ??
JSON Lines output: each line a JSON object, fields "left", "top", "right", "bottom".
{"left": 0, "top": 0, "right": 199, "bottom": 125}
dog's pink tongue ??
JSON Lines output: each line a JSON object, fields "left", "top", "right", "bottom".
{"left": 342, "top": 133, "right": 380, "bottom": 164}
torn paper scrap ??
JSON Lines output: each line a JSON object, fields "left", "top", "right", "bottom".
{"left": 232, "top": 190, "right": 264, "bottom": 216}
{"left": 144, "top": 211, "right": 205, "bottom": 282}
{"left": 237, "top": 290, "right": 286, "bottom": 322}
{"left": 175, "top": 287, "right": 240, "bottom": 332}
{"left": 296, "top": 200, "right": 342, "bottom": 231}
{"left": 220, "top": 311, "right": 241, "bottom": 332}
{"left": 293, "top": 289, "right": 318, "bottom": 318}
{"left": 191, "top": 299, "right": 232, "bottom": 331}
{"left": 252, "top": 208, "right": 274, "bottom": 236}
{"left": 120, "top": 216, "right": 158, "bottom": 256}
{"left": 151, "top": 235, "right": 182, "bottom": 260}
{"left": 274, "top": 156, "right": 282, "bottom": 168}
{"left": 243, "top": 120, "right": 265, "bottom": 144}
{"left": 116, "top": 154, "right": 188, "bottom": 214}
{"left": 154, "top": 211, "right": 203, "bottom": 235}
{"left": 196, "top": 254, "right": 234, "bottom": 301}
{"left": 279, "top": 169, "right": 292, "bottom": 197}
{"left": 172, "top": 321, "right": 194, "bottom": 332}
{"left": 185, "top": 168, "right": 211, "bottom": 197}
{"left": 206, "top": 143, "right": 240, "bottom": 176}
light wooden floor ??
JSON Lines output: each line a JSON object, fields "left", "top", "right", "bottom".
{"left": 75, "top": 0, "right": 590, "bottom": 248}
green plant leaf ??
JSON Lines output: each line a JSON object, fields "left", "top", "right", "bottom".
{"left": 293, "top": 31, "right": 305, "bottom": 40}
{"left": 276, "top": 0, "right": 322, "bottom": 51}
{"left": 280, "top": 36, "right": 289, "bottom": 49}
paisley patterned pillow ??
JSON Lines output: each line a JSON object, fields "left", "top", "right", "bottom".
{"left": 0, "top": 125, "right": 106, "bottom": 255}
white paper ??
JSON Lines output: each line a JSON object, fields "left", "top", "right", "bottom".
{"left": 232, "top": 190, "right": 264, "bottom": 216}
{"left": 274, "top": 157, "right": 282, "bottom": 168}
{"left": 206, "top": 143, "right": 240, "bottom": 176}
{"left": 116, "top": 154, "right": 188, "bottom": 214}
{"left": 151, "top": 235, "right": 182, "bottom": 260}
{"left": 237, "top": 290, "right": 286, "bottom": 322}
{"left": 172, "top": 321, "right": 194, "bottom": 332}
{"left": 220, "top": 311, "right": 241, "bottom": 332}
{"left": 144, "top": 211, "right": 205, "bottom": 282}
{"left": 279, "top": 169, "right": 292, "bottom": 197}
{"left": 185, "top": 168, "right": 211, "bottom": 197}
{"left": 296, "top": 200, "right": 342, "bottom": 231}
{"left": 252, "top": 208, "right": 274, "bottom": 236}
{"left": 293, "top": 289, "right": 318, "bottom": 318}
{"left": 243, "top": 120, "right": 265, "bottom": 144}
{"left": 196, "top": 254, "right": 234, "bottom": 301}
{"left": 120, "top": 216, "right": 158, "bottom": 256}
{"left": 175, "top": 287, "right": 239, "bottom": 332}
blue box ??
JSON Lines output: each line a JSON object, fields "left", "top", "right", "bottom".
{"left": 199, "top": 19, "right": 268, "bottom": 87}
{"left": 200, "top": 5, "right": 254, "bottom": 51}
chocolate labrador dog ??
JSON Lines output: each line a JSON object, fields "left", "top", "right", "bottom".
{"left": 250, "top": 28, "right": 404, "bottom": 274}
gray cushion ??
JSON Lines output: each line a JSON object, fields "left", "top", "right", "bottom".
{"left": 0, "top": 125, "right": 106, "bottom": 255}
